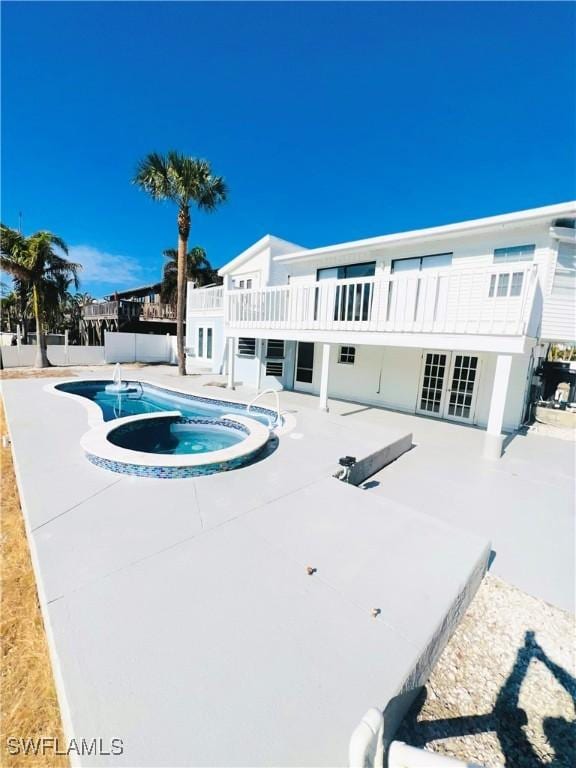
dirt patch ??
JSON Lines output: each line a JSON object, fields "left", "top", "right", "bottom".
{"left": 0, "top": 400, "right": 68, "bottom": 767}
{"left": 0, "top": 368, "right": 78, "bottom": 380}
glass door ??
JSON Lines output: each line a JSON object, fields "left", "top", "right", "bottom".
{"left": 417, "top": 351, "right": 480, "bottom": 423}
{"left": 197, "top": 326, "right": 213, "bottom": 361}
{"left": 444, "top": 354, "right": 479, "bottom": 422}
{"left": 417, "top": 352, "right": 449, "bottom": 416}
{"left": 294, "top": 342, "right": 315, "bottom": 392}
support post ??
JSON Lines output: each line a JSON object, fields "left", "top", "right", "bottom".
{"left": 227, "top": 337, "right": 235, "bottom": 390}
{"left": 64, "top": 329, "right": 69, "bottom": 364}
{"left": 483, "top": 354, "right": 513, "bottom": 460}
{"left": 319, "top": 343, "right": 331, "bottom": 411}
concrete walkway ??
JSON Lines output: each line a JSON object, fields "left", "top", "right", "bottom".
{"left": 1, "top": 366, "right": 573, "bottom": 767}
{"left": 2, "top": 371, "right": 492, "bottom": 767}
{"left": 140, "top": 365, "right": 575, "bottom": 612}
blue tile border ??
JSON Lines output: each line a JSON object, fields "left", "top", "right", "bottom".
{"left": 85, "top": 446, "right": 263, "bottom": 479}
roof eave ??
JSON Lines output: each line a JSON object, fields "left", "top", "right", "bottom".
{"left": 274, "top": 201, "right": 576, "bottom": 264}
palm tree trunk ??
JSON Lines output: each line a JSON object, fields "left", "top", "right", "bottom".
{"left": 176, "top": 207, "right": 190, "bottom": 376}
{"left": 32, "top": 285, "right": 50, "bottom": 368}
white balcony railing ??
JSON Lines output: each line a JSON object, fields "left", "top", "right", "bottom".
{"left": 226, "top": 265, "right": 538, "bottom": 337}
{"left": 187, "top": 285, "right": 224, "bottom": 312}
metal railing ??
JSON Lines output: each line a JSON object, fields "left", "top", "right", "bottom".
{"left": 247, "top": 388, "right": 281, "bottom": 427}
{"left": 226, "top": 265, "right": 538, "bottom": 337}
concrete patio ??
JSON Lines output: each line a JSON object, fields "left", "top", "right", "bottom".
{"left": 1, "top": 365, "right": 573, "bottom": 766}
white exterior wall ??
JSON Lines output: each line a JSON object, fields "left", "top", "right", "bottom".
{"left": 280, "top": 222, "right": 553, "bottom": 293}
{"left": 541, "top": 241, "right": 576, "bottom": 342}
{"left": 289, "top": 343, "right": 530, "bottom": 431}
{"left": 234, "top": 339, "right": 261, "bottom": 387}
{"left": 221, "top": 235, "right": 305, "bottom": 289}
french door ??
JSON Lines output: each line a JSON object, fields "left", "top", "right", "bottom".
{"left": 197, "top": 326, "right": 213, "bottom": 362}
{"left": 294, "top": 342, "right": 315, "bottom": 392}
{"left": 417, "top": 351, "right": 480, "bottom": 423}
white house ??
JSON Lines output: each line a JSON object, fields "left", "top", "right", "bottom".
{"left": 186, "top": 202, "right": 576, "bottom": 458}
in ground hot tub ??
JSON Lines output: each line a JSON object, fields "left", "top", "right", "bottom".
{"left": 80, "top": 411, "right": 272, "bottom": 479}
{"left": 108, "top": 416, "right": 248, "bottom": 456}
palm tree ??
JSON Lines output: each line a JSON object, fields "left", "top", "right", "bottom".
{"left": 0, "top": 225, "right": 81, "bottom": 367}
{"left": 160, "top": 246, "right": 220, "bottom": 305}
{"left": 133, "top": 152, "right": 227, "bottom": 375}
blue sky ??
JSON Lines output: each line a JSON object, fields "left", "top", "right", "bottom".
{"left": 2, "top": 1, "right": 575, "bottom": 297}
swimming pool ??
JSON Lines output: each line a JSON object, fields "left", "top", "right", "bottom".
{"left": 51, "top": 380, "right": 278, "bottom": 478}
{"left": 55, "top": 380, "right": 277, "bottom": 426}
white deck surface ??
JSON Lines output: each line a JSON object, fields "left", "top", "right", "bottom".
{"left": 1, "top": 371, "right": 496, "bottom": 767}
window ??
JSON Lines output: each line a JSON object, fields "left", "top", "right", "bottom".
{"left": 493, "top": 244, "right": 535, "bottom": 263}
{"left": 238, "top": 337, "right": 256, "bottom": 357}
{"left": 198, "top": 328, "right": 204, "bottom": 358}
{"left": 265, "top": 361, "right": 283, "bottom": 377}
{"left": 316, "top": 261, "right": 376, "bottom": 281}
{"left": 316, "top": 262, "right": 376, "bottom": 322}
{"left": 338, "top": 346, "right": 356, "bottom": 364}
{"left": 238, "top": 280, "right": 245, "bottom": 289}
{"left": 266, "top": 340, "right": 285, "bottom": 359}
{"left": 246, "top": 279, "right": 253, "bottom": 289}
{"left": 489, "top": 272, "right": 524, "bottom": 298}
{"left": 552, "top": 243, "right": 576, "bottom": 296}
{"left": 391, "top": 253, "right": 452, "bottom": 273}
{"left": 510, "top": 272, "right": 524, "bottom": 297}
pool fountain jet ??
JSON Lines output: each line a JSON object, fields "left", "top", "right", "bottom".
{"left": 105, "top": 364, "right": 134, "bottom": 394}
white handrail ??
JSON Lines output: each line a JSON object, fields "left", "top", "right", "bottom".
{"left": 247, "top": 388, "right": 281, "bottom": 427}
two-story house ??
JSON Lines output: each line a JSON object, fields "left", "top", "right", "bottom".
{"left": 186, "top": 202, "right": 576, "bottom": 458}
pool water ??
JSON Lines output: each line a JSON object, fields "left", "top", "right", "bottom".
{"left": 108, "top": 418, "right": 246, "bottom": 455}
{"left": 56, "top": 380, "right": 274, "bottom": 426}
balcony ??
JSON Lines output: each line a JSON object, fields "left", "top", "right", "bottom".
{"left": 82, "top": 300, "right": 141, "bottom": 320}
{"left": 82, "top": 300, "right": 176, "bottom": 322}
{"left": 187, "top": 285, "right": 224, "bottom": 313}
{"left": 226, "top": 265, "right": 538, "bottom": 339}
{"left": 141, "top": 302, "right": 176, "bottom": 321}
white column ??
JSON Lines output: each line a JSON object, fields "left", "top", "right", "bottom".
{"left": 227, "top": 337, "right": 235, "bottom": 390}
{"left": 483, "top": 353, "right": 513, "bottom": 460}
{"left": 319, "top": 343, "right": 331, "bottom": 411}
{"left": 64, "top": 329, "right": 69, "bottom": 364}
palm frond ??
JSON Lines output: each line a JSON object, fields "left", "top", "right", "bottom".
{"left": 0, "top": 254, "right": 33, "bottom": 282}
{"left": 132, "top": 152, "right": 174, "bottom": 201}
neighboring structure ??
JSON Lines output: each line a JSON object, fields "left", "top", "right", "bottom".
{"left": 81, "top": 283, "right": 176, "bottom": 344}
{"left": 186, "top": 203, "right": 576, "bottom": 457}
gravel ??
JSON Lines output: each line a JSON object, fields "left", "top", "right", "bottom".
{"left": 396, "top": 574, "right": 575, "bottom": 767}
